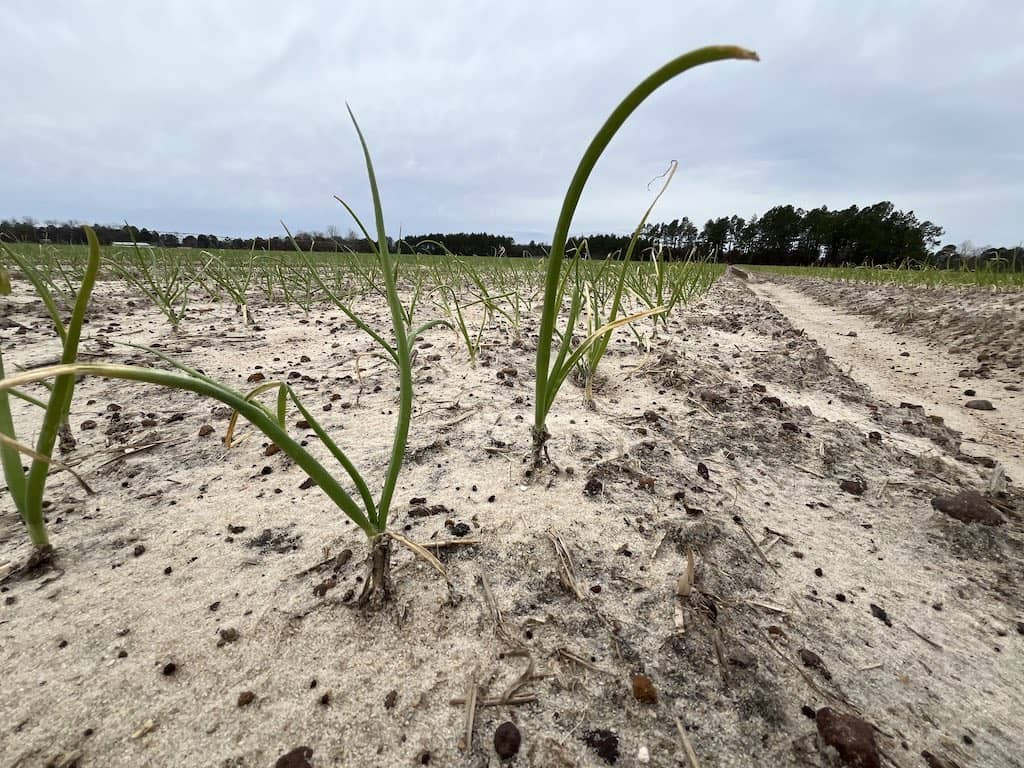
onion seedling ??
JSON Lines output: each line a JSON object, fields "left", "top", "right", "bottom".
{"left": 576, "top": 161, "right": 679, "bottom": 407}
{"left": 533, "top": 45, "right": 758, "bottom": 466}
{"left": 0, "top": 109, "right": 440, "bottom": 606}
{"left": 0, "top": 227, "right": 100, "bottom": 563}
{"left": 108, "top": 237, "right": 211, "bottom": 332}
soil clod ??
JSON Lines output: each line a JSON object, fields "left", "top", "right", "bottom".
{"left": 964, "top": 399, "right": 995, "bottom": 410}
{"left": 494, "top": 721, "right": 521, "bottom": 759}
{"left": 630, "top": 673, "right": 657, "bottom": 704}
{"left": 815, "top": 707, "right": 880, "bottom": 768}
{"left": 274, "top": 746, "right": 313, "bottom": 768}
{"left": 931, "top": 490, "right": 1006, "bottom": 526}
{"left": 583, "top": 729, "right": 620, "bottom": 765}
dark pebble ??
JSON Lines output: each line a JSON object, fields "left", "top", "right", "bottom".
{"left": 583, "top": 729, "right": 619, "bottom": 764}
{"left": 450, "top": 522, "right": 471, "bottom": 537}
{"left": 494, "top": 721, "right": 522, "bottom": 759}
{"left": 815, "top": 707, "right": 880, "bottom": 768}
{"left": 931, "top": 490, "right": 1005, "bottom": 526}
{"left": 162, "top": 662, "right": 177, "bottom": 676}
{"left": 132, "top": 544, "right": 145, "bottom": 557}
{"left": 237, "top": 691, "right": 255, "bottom": 707}
{"left": 801, "top": 704, "right": 816, "bottom": 719}
{"left": 631, "top": 673, "right": 657, "bottom": 703}
{"left": 384, "top": 689, "right": 398, "bottom": 709}
{"left": 198, "top": 424, "right": 214, "bottom": 437}
{"left": 964, "top": 399, "right": 994, "bottom": 410}
{"left": 218, "top": 627, "right": 239, "bottom": 644}
{"left": 275, "top": 746, "right": 313, "bottom": 768}
{"left": 869, "top": 603, "right": 892, "bottom": 627}
{"left": 799, "top": 649, "right": 831, "bottom": 680}
{"left": 839, "top": 478, "right": 866, "bottom": 496}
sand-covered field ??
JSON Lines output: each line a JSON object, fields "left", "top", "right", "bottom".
{"left": 2, "top": 272, "right": 1021, "bottom": 767}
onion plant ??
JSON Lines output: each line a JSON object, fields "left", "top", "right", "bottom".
{"left": 201, "top": 244, "right": 263, "bottom": 324}
{"left": 532, "top": 45, "right": 759, "bottom": 465}
{"left": 0, "top": 109, "right": 439, "bottom": 606}
{"left": 0, "top": 228, "right": 100, "bottom": 562}
{"left": 575, "top": 161, "right": 679, "bottom": 407}
{"left": 109, "top": 240, "right": 211, "bottom": 331}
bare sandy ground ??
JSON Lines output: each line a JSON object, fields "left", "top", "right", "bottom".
{"left": 1, "top": 274, "right": 1022, "bottom": 768}
{"left": 749, "top": 279, "right": 1024, "bottom": 484}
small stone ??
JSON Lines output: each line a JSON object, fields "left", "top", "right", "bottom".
{"left": 237, "top": 691, "right": 255, "bottom": 707}
{"left": 198, "top": 424, "right": 215, "bottom": 437}
{"left": 494, "top": 721, "right": 521, "bottom": 759}
{"left": 161, "top": 662, "right": 177, "bottom": 676}
{"left": 132, "top": 544, "right": 146, "bottom": 557}
{"left": 799, "top": 649, "right": 831, "bottom": 680}
{"left": 583, "top": 729, "right": 619, "bottom": 764}
{"left": 218, "top": 627, "right": 239, "bottom": 644}
{"left": 815, "top": 707, "right": 880, "bottom": 768}
{"left": 384, "top": 689, "right": 398, "bottom": 709}
{"left": 964, "top": 399, "right": 994, "bottom": 411}
{"left": 80, "top": 420, "right": 97, "bottom": 430}
{"left": 869, "top": 603, "right": 892, "bottom": 627}
{"left": 637, "top": 745, "right": 650, "bottom": 763}
{"left": 450, "top": 522, "right": 471, "bottom": 537}
{"left": 931, "top": 491, "right": 1005, "bottom": 526}
{"left": 631, "top": 673, "right": 657, "bottom": 704}
{"left": 275, "top": 747, "right": 313, "bottom": 768}
{"left": 839, "top": 478, "right": 866, "bottom": 496}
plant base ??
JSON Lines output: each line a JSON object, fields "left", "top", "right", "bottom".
{"left": 530, "top": 425, "right": 551, "bottom": 470}
{"left": 357, "top": 535, "right": 393, "bottom": 609}
{"left": 1, "top": 544, "right": 57, "bottom": 585}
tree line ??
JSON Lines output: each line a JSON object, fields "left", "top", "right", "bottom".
{"left": 1, "top": 203, "right": 1019, "bottom": 268}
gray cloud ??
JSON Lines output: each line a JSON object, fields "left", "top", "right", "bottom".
{"left": 3, "top": 0, "right": 1021, "bottom": 246}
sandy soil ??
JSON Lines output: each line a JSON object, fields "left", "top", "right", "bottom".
{"left": 1, "top": 274, "right": 1022, "bottom": 768}
{"left": 749, "top": 279, "right": 1024, "bottom": 484}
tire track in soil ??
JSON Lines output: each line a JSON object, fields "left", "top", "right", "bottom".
{"left": 749, "top": 278, "right": 1024, "bottom": 485}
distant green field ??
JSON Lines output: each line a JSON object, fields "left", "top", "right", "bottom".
{"left": 744, "top": 262, "right": 1023, "bottom": 290}
{"left": 0, "top": 241, "right": 724, "bottom": 328}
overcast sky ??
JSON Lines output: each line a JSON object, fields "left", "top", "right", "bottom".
{"left": 3, "top": 1, "right": 1022, "bottom": 246}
